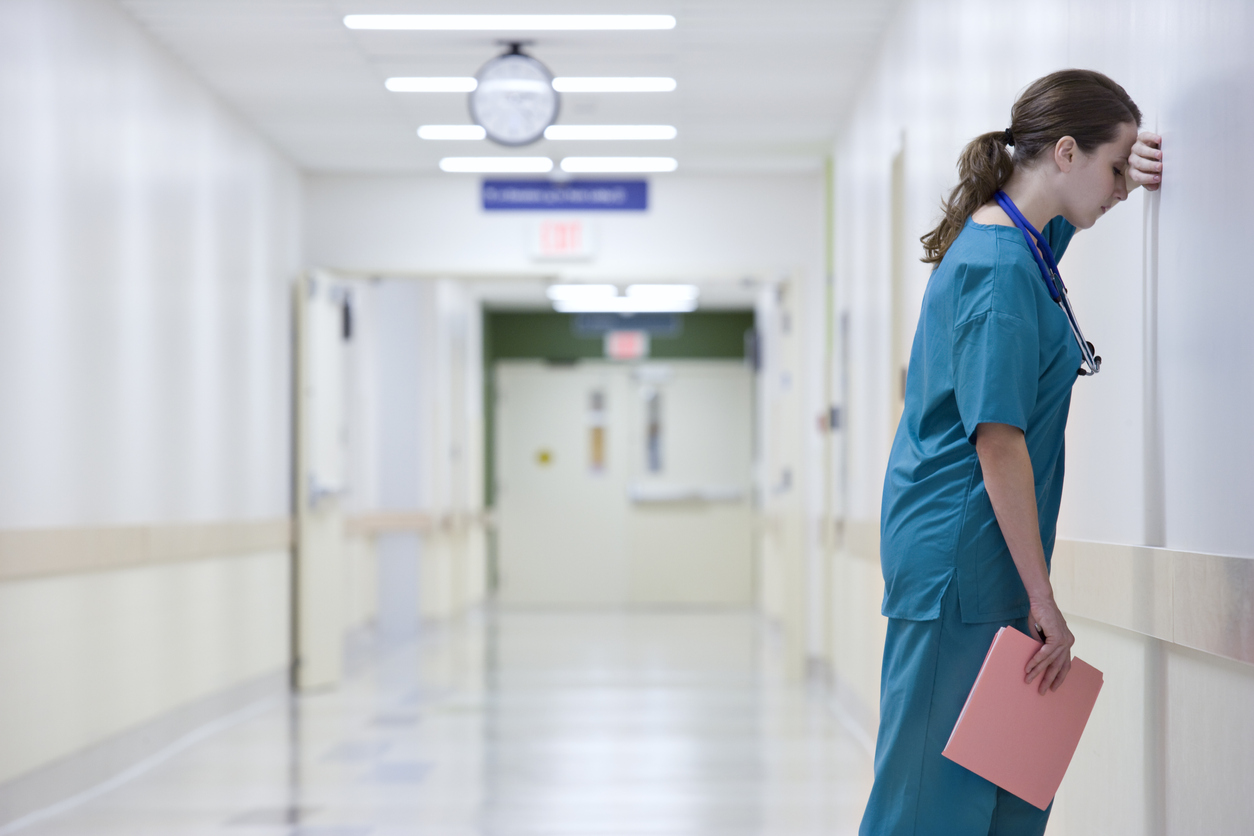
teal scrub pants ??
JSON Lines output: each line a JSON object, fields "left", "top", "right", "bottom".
{"left": 859, "top": 581, "right": 1052, "bottom": 836}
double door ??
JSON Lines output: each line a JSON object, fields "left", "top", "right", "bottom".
{"left": 494, "top": 359, "right": 754, "bottom": 606}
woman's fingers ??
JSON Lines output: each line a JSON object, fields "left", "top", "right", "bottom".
{"left": 1025, "top": 599, "right": 1074, "bottom": 685}
{"left": 1040, "top": 651, "right": 1072, "bottom": 694}
{"left": 1025, "top": 644, "right": 1057, "bottom": 682}
{"left": 1026, "top": 642, "right": 1066, "bottom": 682}
{"left": 1128, "top": 131, "right": 1163, "bottom": 191}
{"left": 1129, "top": 148, "right": 1161, "bottom": 173}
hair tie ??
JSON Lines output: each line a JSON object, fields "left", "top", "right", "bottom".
{"left": 1003, "top": 128, "right": 1015, "bottom": 147}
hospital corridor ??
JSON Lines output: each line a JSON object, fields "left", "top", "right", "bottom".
{"left": 1, "top": 2, "right": 1252, "bottom": 835}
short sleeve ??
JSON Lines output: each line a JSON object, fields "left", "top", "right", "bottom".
{"left": 953, "top": 310, "right": 1039, "bottom": 443}
{"left": 1042, "top": 215, "right": 1077, "bottom": 262}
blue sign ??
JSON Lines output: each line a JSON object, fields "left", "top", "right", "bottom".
{"left": 572, "top": 313, "right": 681, "bottom": 337}
{"left": 482, "top": 180, "right": 648, "bottom": 211}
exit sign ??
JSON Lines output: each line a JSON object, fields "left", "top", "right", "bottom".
{"left": 604, "top": 330, "right": 650, "bottom": 360}
{"left": 532, "top": 219, "right": 596, "bottom": 261}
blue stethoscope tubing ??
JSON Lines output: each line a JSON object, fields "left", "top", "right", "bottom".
{"left": 994, "top": 190, "right": 1102, "bottom": 376}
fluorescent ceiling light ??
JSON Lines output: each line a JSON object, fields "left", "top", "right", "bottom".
{"left": 553, "top": 298, "right": 698, "bottom": 313}
{"left": 544, "top": 125, "right": 677, "bottom": 141}
{"left": 553, "top": 77, "right": 677, "bottom": 93}
{"left": 386, "top": 77, "right": 477, "bottom": 92}
{"left": 439, "top": 157, "right": 553, "bottom": 173}
{"left": 549, "top": 283, "right": 699, "bottom": 313}
{"left": 419, "top": 125, "right": 486, "bottom": 140}
{"left": 546, "top": 284, "right": 618, "bottom": 302}
{"left": 560, "top": 157, "right": 678, "bottom": 173}
{"left": 627, "top": 284, "right": 699, "bottom": 301}
{"left": 346, "top": 15, "right": 676, "bottom": 31}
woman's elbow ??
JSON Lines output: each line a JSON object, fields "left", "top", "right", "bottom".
{"left": 974, "top": 422, "right": 1025, "bottom": 460}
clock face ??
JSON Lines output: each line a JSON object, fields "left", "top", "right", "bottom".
{"left": 469, "top": 53, "right": 560, "bottom": 147}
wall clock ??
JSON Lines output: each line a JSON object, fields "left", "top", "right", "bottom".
{"left": 470, "top": 46, "right": 560, "bottom": 147}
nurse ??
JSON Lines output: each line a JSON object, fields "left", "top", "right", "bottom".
{"left": 859, "top": 69, "right": 1164, "bottom": 836}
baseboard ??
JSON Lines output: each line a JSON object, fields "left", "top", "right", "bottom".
{"left": 0, "top": 669, "right": 287, "bottom": 827}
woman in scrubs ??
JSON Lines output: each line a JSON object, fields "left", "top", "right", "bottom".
{"left": 860, "top": 69, "right": 1164, "bottom": 836}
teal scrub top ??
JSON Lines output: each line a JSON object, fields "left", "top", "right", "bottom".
{"left": 880, "top": 214, "right": 1081, "bottom": 624}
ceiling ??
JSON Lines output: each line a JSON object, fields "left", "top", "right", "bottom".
{"left": 117, "top": 0, "right": 901, "bottom": 175}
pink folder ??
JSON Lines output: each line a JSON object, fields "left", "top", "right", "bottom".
{"left": 942, "top": 626, "right": 1103, "bottom": 810}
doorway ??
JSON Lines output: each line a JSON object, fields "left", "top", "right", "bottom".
{"left": 494, "top": 359, "right": 755, "bottom": 606}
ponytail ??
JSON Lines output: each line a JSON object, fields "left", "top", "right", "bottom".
{"left": 919, "top": 69, "right": 1142, "bottom": 265}
{"left": 920, "top": 132, "right": 1013, "bottom": 264}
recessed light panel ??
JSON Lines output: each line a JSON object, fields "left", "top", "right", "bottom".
{"left": 553, "top": 298, "right": 698, "bottom": 313}
{"left": 560, "top": 157, "right": 678, "bottom": 173}
{"left": 548, "top": 284, "right": 699, "bottom": 313}
{"left": 544, "top": 125, "right": 677, "bottom": 141}
{"left": 627, "top": 284, "right": 699, "bottom": 301}
{"left": 419, "top": 125, "right": 487, "bottom": 140}
{"left": 346, "top": 15, "right": 676, "bottom": 31}
{"left": 545, "top": 285, "right": 619, "bottom": 302}
{"left": 387, "top": 77, "right": 477, "bottom": 92}
{"left": 552, "top": 77, "right": 677, "bottom": 93}
{"left": 439, "top": 157, "right": 553, "bottom": 173}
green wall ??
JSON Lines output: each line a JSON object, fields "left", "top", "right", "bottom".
{"left": 482, "top": 309, "right": 755, "bottom": 507}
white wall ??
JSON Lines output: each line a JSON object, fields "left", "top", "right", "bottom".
{"left": 0, "top": 0, "right": 300, "bottom": 784}
{"left": 304, "top": 172, "right": 823, "bottom": 281}
{"left": 823, "top": 0, "right": 1254, "bottom": 832}
{"left": 0, "top": 0, "right": 300, "bottom": 525}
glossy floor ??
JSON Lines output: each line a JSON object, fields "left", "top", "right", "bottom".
{"left": 18, "top": 610, "right": 874, "bottom": 835}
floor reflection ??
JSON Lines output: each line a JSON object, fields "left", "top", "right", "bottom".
{"left": 21, "top": 609, "right": 872, "bottom": 835}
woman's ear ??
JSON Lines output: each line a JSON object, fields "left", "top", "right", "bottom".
{"left": 1053, "top": 136, "right": 1077, "bottom": 173}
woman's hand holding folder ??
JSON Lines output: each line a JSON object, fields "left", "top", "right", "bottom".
{"left": 1026, "top": 597, "right": 1075, "bottom": 694}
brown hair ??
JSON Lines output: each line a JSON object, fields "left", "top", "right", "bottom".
{"left": 920, "top": 69, "right": 1142, "bottom": 264}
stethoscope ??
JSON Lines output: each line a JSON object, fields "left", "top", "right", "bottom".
{"left": 994, "top": 190, "right": 1102, "bottom": 376}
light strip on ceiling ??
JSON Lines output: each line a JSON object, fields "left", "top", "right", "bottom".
{"left": 548, "top": 284, "right": 699, "bottom": 313}
{"left": 552, "top": 77, "right": 677, "bottom": 93}
{"left": 419, "top": 125, "right": 487, "bottom": 140}
{"left": 545, "top": 284, "right": 619, "bottom": 302}
{"left": 627, "top": 284, "right": 699, "bottom": 301}
{"left": 439, "top": 157, "right": 553, "bottom": 173}
{"left": 560, "top": 157, "right": 678, "bottom": 173}
{"left": 387, "top": 77, "right": 477, "bottom": 92}
{"left": 346, "top": 15, "right": 676, "bottom": 31}
{"left": 553, "top": 298, "right": 698, "bottom": 314}
{"left": 544, "top": 125, "right": 677, "bottom": 141}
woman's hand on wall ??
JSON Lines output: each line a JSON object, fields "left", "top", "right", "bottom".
{"left": 1026, "top": 597, "right": 1075, "bottom": 694}
{"left": 1126, "top": 131, "right": 1163, "bottom": 192}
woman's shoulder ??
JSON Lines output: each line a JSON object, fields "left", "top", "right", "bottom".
{"left": 940, "top": 217, "right": 1035, "bottom": 278}
{"left": 937, "top": 219, "right": 1040, "bottom": 321}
